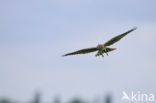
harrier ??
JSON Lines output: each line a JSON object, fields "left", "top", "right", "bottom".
{"left": 62, "top": 27, "right": 137, "bottom": 57}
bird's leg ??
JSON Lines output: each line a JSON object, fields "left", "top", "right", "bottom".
{"left": 104, "top": 47, "right": 109, "bottom": 56}
{"left": 95, "top": 51, "right": 100, "bottom": 57}
{"left": 101, "top": 54, "right": 104, "bottom": 57}
{"left": 106, "top": 52, "right": 109, "bottom": 56}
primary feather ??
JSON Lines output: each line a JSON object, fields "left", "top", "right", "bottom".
{"left": 62, "top": 47, "right": 98, "bottom": 56}
{"left": 103, "top": 27, "right": 137, "bottom": 46}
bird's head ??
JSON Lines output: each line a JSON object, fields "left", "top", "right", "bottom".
{"left": 97, "top": 44, "right": 104, "bottom": 50}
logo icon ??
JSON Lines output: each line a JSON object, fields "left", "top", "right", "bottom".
{"left": 121, "top": 91, "right": 155, "bottom": 102}
{"left": 122, "top": 91, "right": 131, "bottom": 101}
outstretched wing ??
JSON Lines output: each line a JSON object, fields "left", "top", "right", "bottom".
{"left": 104, "top": 27, "right": 137, "bottom": 46}
{"left": 62, "top": 47, "right": 98, "bottom": 56}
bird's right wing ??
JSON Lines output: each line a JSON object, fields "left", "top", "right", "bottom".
{"left": 62, "top": 47, "right": 98, "bottom": 56}
{"left": 103, "top": 27, "right": 137, "bottom": 46}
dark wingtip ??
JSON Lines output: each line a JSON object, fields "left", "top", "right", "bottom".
{"left": 61, "top": 55, "right": 66, "bottom": 57}
{"left": 133, "top": 26, "right": 137, "bottom": 30}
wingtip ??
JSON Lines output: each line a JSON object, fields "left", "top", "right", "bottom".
{"left": 61, "top": 55, "right": 65, "bottom": 57}
{"left": 133, "top": 26, "right": 137, "bottom": 30}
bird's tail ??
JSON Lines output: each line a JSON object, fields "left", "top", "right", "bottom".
{"left": 95, "top": 47, "right": 116, "bottom": 57}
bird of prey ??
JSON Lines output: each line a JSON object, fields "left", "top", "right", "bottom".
{"left": 62, "top": 27, "right": 137, "bottom": 57}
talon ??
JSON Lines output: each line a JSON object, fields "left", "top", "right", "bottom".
{"left": 104, "top": 47, "right": 108, "bottom": 56}
{"left": 106, "top": 52, "right": 109, "bottom": 56}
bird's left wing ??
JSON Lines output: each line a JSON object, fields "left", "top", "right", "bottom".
{"left": 62, "top": 47, "right": 98, "bottom": 56}
{"left": 103, "top": 27, "right": 137, "bottom": 46}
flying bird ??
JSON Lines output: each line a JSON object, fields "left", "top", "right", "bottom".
{"left": 62, "top": 27, "right": 137, "bottom": 57}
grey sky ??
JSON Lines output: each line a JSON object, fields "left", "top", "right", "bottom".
{"left": 0, "top": 0, "right": 156, "bottom": 103}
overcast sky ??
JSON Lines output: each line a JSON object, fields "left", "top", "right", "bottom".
{"left": 0, "top": 0, "right": 156, "bottom": 103}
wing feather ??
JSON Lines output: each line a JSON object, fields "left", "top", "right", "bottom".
{"left": 104, "top": 27, "right": 137, "bottom": 46}
{"left": 62, "top": 47, "right": 98, "bottom": 56}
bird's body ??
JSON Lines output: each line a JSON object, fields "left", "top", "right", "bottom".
{"left": 62, "top": 27, "right": 137, "bottom": 57}
{"left": 95, "top": 45, "right": 116, "bottom": 57}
